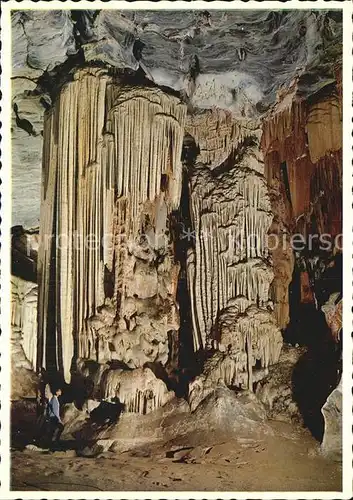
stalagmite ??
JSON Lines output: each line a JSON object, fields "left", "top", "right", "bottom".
{"left": 11, "top": 275, "right": 39, "bottom": 400}
{"left": 321, "top": 377, "right": 342, "bottom": 461}
{"left": 38, "top": 67, "right": 186, "bottom": 391}
{"left": 187, "top": 143, "right": 275, "bottom": 350}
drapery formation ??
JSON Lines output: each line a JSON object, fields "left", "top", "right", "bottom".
{"left": 38, "top": 68, "right": 186, "bottom": 384}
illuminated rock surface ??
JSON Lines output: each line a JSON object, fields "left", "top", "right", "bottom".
{"left": 321, "top": 377, "right": 342, "bottom": 461}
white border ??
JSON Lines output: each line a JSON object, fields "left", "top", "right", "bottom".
{"left": 1, "top": 1, "right": 352, "bottom": 499}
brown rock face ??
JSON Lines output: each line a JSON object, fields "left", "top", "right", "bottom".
{"left": 310, "top": 150, "right": 342, "bottom": 238}
{"left": 306, "top": 97, "right": 342, "bottom": 164}
{"left": 261, "top": 77, "right": 342, "bottom": 328}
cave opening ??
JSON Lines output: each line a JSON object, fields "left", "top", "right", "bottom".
{"left": 291, "top": 310, "right": 341, "bottom": 441}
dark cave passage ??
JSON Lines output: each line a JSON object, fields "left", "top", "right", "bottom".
{"left": 291, "top": 308, "right": 341, "bottom": 441}
{"left": 170, "top": 134, "right": 200, "bottom": 398}
{"left": 284, "top": 256, "right": 342, "bottom": 442}
{"left": 45, "top": 205, "right": 59, "bottom": 375}
{"left": 175, "top": 174, "right": 195, "bottom": 397}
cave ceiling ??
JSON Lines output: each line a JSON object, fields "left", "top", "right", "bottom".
{"left": 11, "top": 9, "right": 342, "bottom": 228}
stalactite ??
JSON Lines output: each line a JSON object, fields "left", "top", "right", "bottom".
{"left": 38, "top": 68, "right": 109, "bottom": 382}
{"left": 310, "top": 150, "right": 342, "bottom": 237}
{"left": 38, "top": 68, "right": 187, "bottom": 386}
{"left": 260, "top": 87, "right": 307, "bottom": 162}
{"left": 188, "top": 299, "right": 283, "bottom": 411}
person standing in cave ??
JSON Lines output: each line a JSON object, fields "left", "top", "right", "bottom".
{"left": 46, "top": 387, "right": 64, "bottom": 449}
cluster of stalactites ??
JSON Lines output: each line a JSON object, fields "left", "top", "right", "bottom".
{"left": 38, "top": 68, "right": 108, "bottom": 382}
{"left": 215, "top": 303, "right": 283, "bottom": 386}
{"left": 105, "top": 86, "right": 186, "bottom": 230}
{"left": 38, "top": 68, "right": 186, "bottom": 383}
{"left": 187, "top": 143, "right": 274, "bottom": 353}
{"left": 188, "top": 300, "right": 282, "bottom": 408}
{"left": 101, "top": 367, "right": 174, "bottom": 414}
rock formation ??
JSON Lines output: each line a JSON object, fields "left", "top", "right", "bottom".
{"left": 260, "top": 68, "right": 343, "bottom": 449}
{"left": 11, "top": 10, "right": 342, "bottom": 228}
{"left": 255, "top": 344, "right": 306, "bottom": 423}
{"left": 11, "top": 276, "right": 39, "bottom": 400}
{"left": 262, "top": 73, "right": 342, "bottom": 329}
{"left": 36, "top": 67, "right": 186, "bottom": 411}
{"left": 11, "top": 276, "right": 38, "bottom": 371}
{"left": 101, "top": 367, "right": 174, "bottom": 414}
{"left": 35, "top": 67, "right": 282, "bottom": 411}
{"left": 60, "top": 387, "right": 270, "bottom": 456}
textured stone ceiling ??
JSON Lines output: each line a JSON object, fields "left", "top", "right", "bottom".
{"left": 11, "top": 9, "right": 342, "bottom": 228}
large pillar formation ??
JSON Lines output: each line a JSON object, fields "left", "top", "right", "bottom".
{"left": 185, "top": 111, "right": 282, "bottom": 406}
{"left": 38, "top": 68, "right": 186, "bottom": 392}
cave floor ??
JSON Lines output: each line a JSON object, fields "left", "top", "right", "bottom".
{"left": 11, "top": 421, "right": 341, "bottom": 492}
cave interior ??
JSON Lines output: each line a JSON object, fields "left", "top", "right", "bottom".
{"left": 10, "top": 8, "right": 343, "bottom": 459}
